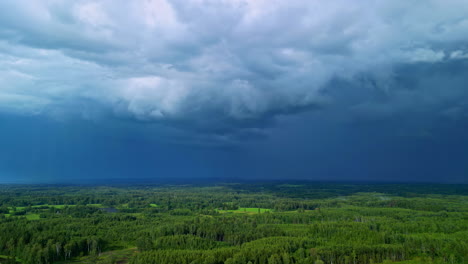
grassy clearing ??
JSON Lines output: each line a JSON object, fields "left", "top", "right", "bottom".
{"left": 57, "top": 247, "right": 138, "bottom": 264}
{"left": 377, "top": 257, "right": 442, "bottom": 264}
{"left": 25, "top": 214, "right": 41, "bottom": 220}
{"left": 87, "top": 204, "right": 104, "bottom": 207}
{"left": 218, "top": 207, "right": 272, "bottom": 214}
{"left": 4, "top": 204, "right": 105, "bottom": 219}
{"left": 0, "top": 254, "right": 21, "bottom": 263}
{"left": 150, "top": 203, "right": 158, "bottom": 207}
{"left": 128, "top": 213, "right": 143, "bottom": 218}
{"left": 8, "top": 204, "right": 104, "bottom": 210}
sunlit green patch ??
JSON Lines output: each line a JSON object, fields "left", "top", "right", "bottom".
{"left": 25, "top": 214, "right": 40, "bottom": 220}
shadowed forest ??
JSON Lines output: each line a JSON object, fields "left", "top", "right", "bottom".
{"left": 0, "top": 183, "right": 466, "bottom": 264}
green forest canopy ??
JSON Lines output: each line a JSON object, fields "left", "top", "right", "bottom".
{"left": 0, "top": 183, "right": 466, "bottom": 264}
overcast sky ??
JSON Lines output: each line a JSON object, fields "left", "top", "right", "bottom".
{"left": 1, "top": 0, "right": 468, "bottom": 183}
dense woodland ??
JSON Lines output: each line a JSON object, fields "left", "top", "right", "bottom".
{"left": 0, "top": 183, "right": 466, "bottom": 264}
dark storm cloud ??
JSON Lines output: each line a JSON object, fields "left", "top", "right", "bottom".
{"left": 1, "top": 0, "right": 468, "bottom": 183}
{"left": 1, "top": 0, "right": 467, "bottom": 137}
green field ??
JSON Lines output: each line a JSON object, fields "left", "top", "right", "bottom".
{"left": 24, "top": 214, "right": 40, "bottom": 220}
{"left": 55, "top": 248, "right": 137, "bottom": 264}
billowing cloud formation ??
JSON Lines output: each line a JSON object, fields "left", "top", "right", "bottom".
{"left": 1, "top": 0, "right": 468, "bottom": 135}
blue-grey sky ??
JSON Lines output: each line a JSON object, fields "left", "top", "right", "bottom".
{"left": 1, "top": 0, "right": 468, "bottom": 183}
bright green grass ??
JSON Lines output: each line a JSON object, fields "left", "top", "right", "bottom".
{"left": 150, "top": 203, "right": 158, "bottom": 207}
{"left": 25, "top": 214, "right": 40, "bottom": 220}
{"left": 87, "top": 204, "right": 104, "bottom": 207}
{"left": 218, "top": 207, "right": 272, "bottom": 214}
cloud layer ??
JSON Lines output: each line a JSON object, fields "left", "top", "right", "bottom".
{"left": 1, "top": 0, "right": 468, "bottom": 136}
